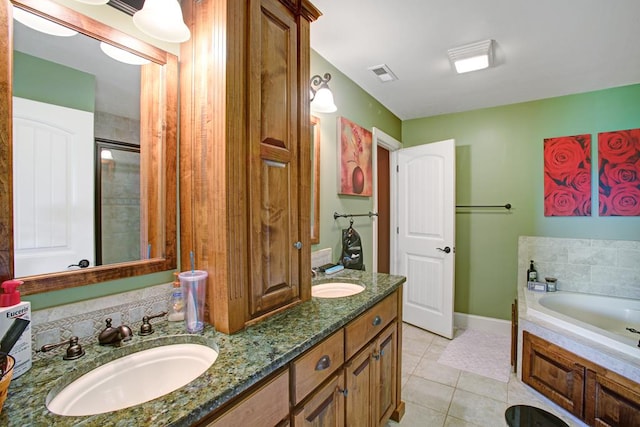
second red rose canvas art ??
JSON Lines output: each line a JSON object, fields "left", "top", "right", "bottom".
{"left": 598, "top": 128, "right": 640, "bottom": 216}
{"left": 543, "top": 134, "right": 592, "bottom": 216}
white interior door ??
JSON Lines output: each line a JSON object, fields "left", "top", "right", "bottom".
{"left": 396, "top": 139, "right": 455, "bottom": 338}
{"left": 13, "top": 97, "right": 94, "bottom": 276}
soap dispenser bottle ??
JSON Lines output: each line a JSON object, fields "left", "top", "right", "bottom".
{"left": 0, "top": 279, "right": 32, "bottom": 378}
{"left": 168, "top": 279, "right": 185, "bottom": 322}
{"left": 527, "top": 260, "right": 537, "bottom": 283}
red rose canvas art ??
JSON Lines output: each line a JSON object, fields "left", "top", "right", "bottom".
{"left": 543, "top": 134, "right": 591, "bottom": 216}
{"left": 598, "top": 129, "right": 640, "bottom": 216}
{"left": 338, "top": 117, "right": 373, "bottom": 196}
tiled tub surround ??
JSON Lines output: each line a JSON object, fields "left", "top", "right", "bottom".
{"left": 518, "top": 236, "right": 640, "bottom": 299}
{"left": 2, "top": 270, "right": 405, "bottom": 426}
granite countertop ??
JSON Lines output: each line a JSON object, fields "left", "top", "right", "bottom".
{"left": 1, "top": 270, "right": 405, "bottom": 426}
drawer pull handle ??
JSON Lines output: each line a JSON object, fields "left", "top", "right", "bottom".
{"left": 372, "top": 315, "right": 382, "bottom": 326}
{"left": 315, "top": 355, "right": 331, "bottom": 371}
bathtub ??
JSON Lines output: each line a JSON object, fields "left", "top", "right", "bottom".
{"left": 524, "top": 288, "right": 640, "bottom": 360}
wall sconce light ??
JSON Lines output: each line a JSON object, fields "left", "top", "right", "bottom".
{"left": 310, "top": 73, "right": 337, "bottom": 113}
{"left": 100, "top": 42, "right": 150, "bottom": 65}
{"left": 448, "top": 39, "right": 494, "bottom": 74}
{"left": 13, "top": 7, "right": 78, "bottom": 37}
{"left": 133, "top": 0, "right": 191, "bottom": 43}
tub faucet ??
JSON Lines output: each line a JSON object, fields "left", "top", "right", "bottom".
{"left": 98, "top": 318, "right": 133, "bottom": 346}
{"left": 626, "top": 327, "right": 640, "bottom": 348}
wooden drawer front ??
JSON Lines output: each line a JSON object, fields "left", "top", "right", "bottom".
{"left": 292, "top": 329, "right": 345, "bottom": 405}
{"left": 522, "top": 332, "right": 585, "bottom": 418}
{"left": 293, "top": 372, "right": 345, "bottom": 427}
{"left": 585, "top": 369, "right": 640, "bottom": 427}
{"left": 345, "top": 292, "right": 397, "bottom": 360}
{"left": 208, "top": 369, "right": 289, "bottom": 427}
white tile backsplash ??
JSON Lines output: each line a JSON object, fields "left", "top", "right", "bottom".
{"left": 32, "top": 282, "right": 172, "bottom": 360}
{"left": 311, "top": 248, "right": 332, "bottom": 268}
{"left": 518, "top": 236, "right": 640, "bottom": 299}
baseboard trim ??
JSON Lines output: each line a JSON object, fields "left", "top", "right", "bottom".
{"left": 454, "top": 312, "right": 510, "bottom": 336}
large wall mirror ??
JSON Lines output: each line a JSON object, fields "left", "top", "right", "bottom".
{"left": 0, "top": 0, "right": 177, "bottom": 294}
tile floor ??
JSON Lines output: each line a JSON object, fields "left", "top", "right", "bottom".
{"left": 387, "top": 323, "right": 588, "bottom": 427}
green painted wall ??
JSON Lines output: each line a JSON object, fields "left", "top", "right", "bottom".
{"left": 310, "top": 50, "right": 401, "bottom": 269}
{"left": 13, "top": 51, "right": 95, "bottom": 111}
{"left": 402, "top": 84, "right": 640, "bottom": 320}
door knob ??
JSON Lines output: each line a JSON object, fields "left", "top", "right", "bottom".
{"left": 293, "top": 241, "right": 302, "bottom": 250}
{"left": 436, "top": 246, "right": 451, "bottom": 254}
{"left": 68, "top": 259, "right": 90, "bottom": 268}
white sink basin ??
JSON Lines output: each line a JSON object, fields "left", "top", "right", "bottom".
{"left": 46, "top": 343, "right": 218, "bottom": 416}
{"left": 312, "top": 282, "right": 365, "bottom": 298}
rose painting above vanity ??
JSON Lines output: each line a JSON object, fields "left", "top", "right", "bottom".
{"left": 543, "top": 134, "right": 592, "bottom": 216}
{"left": 598, "top": 128, "right": 640, "bottom": 216}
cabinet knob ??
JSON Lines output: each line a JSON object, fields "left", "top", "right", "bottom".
{"left": 315, "top": 355, "right": 331, "bottom": 371}
{"left": 372, "top": 351, "right": 380, "bottom": 361}
{"left": 337, "top": 387, "right": 348, "bottom": 397}
{"left": 372, "top": 315, "right": 382, "bottom": 326}
{"left": 293, "top": 241, "right": 302, "bottom": 250}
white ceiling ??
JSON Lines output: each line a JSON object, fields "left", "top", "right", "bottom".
{"left": 310, "top": 0, "right": 640, "bottom": 120}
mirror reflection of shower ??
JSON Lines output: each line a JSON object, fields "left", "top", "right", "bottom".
{"left": 95, "top": 138, "right": 141, "bottom": 266}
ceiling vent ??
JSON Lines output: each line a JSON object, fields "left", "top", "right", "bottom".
{"left": 368, "top": 64, "right": 398, "bottom": 82}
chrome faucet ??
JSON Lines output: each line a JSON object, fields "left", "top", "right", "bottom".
{"left": 311, "top": 268, "right": 318, "bottom": 278}
{"left": 98, "top": 318, "right": 133, "bottom": 346}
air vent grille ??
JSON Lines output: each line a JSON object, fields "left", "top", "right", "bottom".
{"left": 368, "top": 64, "right": 398, "bottom": 82}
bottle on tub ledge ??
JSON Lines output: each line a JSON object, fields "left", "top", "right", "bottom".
{"left": 526, "top": 260, "right": 547, "bottom": 292}
{"left": 527, "top": 260, "right": 537, "bottom": 282}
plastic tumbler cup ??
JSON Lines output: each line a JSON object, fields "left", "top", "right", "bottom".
{"left": 178, "top": 270, "right": 208, "bottom": 333}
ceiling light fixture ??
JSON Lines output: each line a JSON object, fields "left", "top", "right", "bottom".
{"left": 13, "top": 7, "right": 78, "bottom": 37}
{"left": 132, "top": 0, "right": 191, "bottom": 43}
{"left": 310, "top": 73, "right": 337, "bottom": 113}
{"left": 448, "top": 39, "right": 494, "bottom": 74}
{"left": 100, "top": 42, "right": 150, "bottom": 65}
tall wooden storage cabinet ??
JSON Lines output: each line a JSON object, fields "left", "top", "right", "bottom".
{"left": 179, "top": 0, "right": 321, "bottom": 333}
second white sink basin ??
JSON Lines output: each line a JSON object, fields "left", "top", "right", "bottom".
{"left": 312, "top": 282, "right": 365, "bottom": 298}
{"left": 46, "top": 343, "right": 218, "bottom": 416}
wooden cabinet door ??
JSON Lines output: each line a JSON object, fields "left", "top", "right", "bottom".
{"left": 375, "top": 322, "right": 397, "bottom": 426}
{"left": 585, "top": 369, "right": 640, "bottom": 427}
{"left": 293, "top": 372, "right": 345, "bottom": 427}
{"left": 247, "top": 0, "right": 302, "bottom": 319}
{"left": 345, "top": 342, "right": 375, "bottom": 427}
{"left": 522, "top": 332, "right": 585, "bottom": 418}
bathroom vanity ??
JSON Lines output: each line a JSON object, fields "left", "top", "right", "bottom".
{"left": 1, "top": 270, "right": 406, "bottom": 426}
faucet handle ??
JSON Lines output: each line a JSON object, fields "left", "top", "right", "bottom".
{"left": 118, "top": 325, "right": 133, "bottom": 342}
{"left": 37, "top": 336, "right": 85, "bottom": 360}
{"left": 139, "top": 311, "right": 168, "bottom": 336}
